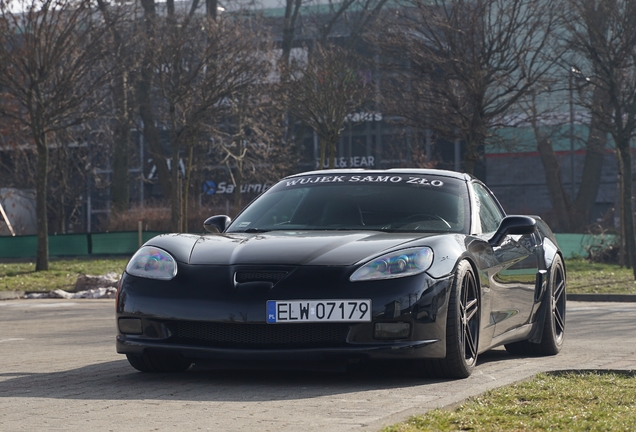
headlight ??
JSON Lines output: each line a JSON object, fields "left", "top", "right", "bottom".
{"left": 350, "top": 247, "right": 433, "bottom": 282}
{"left": 126, "top": 246, "right": 177, "bottom": 280}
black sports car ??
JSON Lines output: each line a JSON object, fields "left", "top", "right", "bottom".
{"left": 116, "top": 169, "right": 566, "bottom": 378}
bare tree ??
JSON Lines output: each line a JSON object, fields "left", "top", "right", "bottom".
{"left": 280, "top": 0, "right": 389, "bottom": 67}
{"left": 523, "top": 80, "right": 610, "bottom": 233}
{"left": 95, "top": 0, "right": 142, "bottom": 214}
{"left": 138, "top": 4, "right": 272, "bottom": 232}
{"left": 0, "top": 0, "right": 109, "bottom": 270}
{"left": 564, "top": 0, "right": 636, "bottom": 274}
{"left": 281, "top": 0, "right": 303, "bottom": 66}
{"left": 284, "top": 44, "right": 371, "bottom": 169}
{"left": 47, "top": 131, "right": 90, "bottom": 234}
{"left": 374, "top": 0, "right": 560, "bottom": 175}
{"left": 212, "top": 85, "right": 288, "bottom": 213}
{"left": 276, "top": 0, "right": 388, "bottom": 164}
{"left": 136, "top": 0, "right": 166, "bottom": 201}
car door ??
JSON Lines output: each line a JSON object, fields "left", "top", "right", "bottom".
{"left": 471, "top": 182, "right": 538, "bottom": 338}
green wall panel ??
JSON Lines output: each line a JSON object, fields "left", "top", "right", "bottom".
{"left": 554, "top": 233, "right": 617, "bottom": 259}
{"left": 0, "top": 235, "right": 37, "bottom": 259}
{"left": 49, "top": 233, "right": 89, "bottom": 256}
{"left": 0, "top": 231, "right": 166, "bottom": 259}
{"left": 0, "top": 232, "right": 616, "bottom": 260}
{"left": 91, "top": 231, "right": 165, "bottom": 255}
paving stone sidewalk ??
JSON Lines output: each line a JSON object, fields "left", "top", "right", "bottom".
{"left": 0, "top": 300, "right": 635, "bottom": 431}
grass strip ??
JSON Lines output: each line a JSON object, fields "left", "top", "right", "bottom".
{"left": 566, "top": 258, "right": 636, "bottom": 294}
{"left": 0, "top": 258, "right": 128, "bottom": 292}
{"left": 384, "top": 371, "right": 636, "bottom": 432}
{"left": 0, "top": 256, "right": 635, "bottom": 294}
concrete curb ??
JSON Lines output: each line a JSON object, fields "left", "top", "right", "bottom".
{"left": 567, "top": 293, "right": 636, "bottom": 302}
{"left": 0, "top": 290, "right": 24, "bottom": 300}
{"left": 2, "top": 292, "right": 636, "bottom": 302}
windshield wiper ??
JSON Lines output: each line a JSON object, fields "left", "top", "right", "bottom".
{"left": 242, "top": 228, "right": 270, "bottom": 233}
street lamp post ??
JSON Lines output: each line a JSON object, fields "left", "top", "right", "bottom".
{"left": 569, "top": 70, "right": 575, "bottom": 199}
{"left": 568, "top": 66, "right": 591, "bottom": 200}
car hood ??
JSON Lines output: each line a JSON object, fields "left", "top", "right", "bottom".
{"left": 146, "top": 231, "right": 443, "bottom": 266}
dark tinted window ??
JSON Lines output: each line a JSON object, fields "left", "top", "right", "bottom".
{"left": 227, "top": 174, "right": 470, "bottom": 233}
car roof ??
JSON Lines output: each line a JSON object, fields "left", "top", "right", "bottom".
{"left": 283, "top": 168, "right": 474, "bottom": 181}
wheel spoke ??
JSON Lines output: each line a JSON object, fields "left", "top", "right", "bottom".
{"left": 460, "top": 274, "right": 479, "bottom": 361}
{"left": 554, "top": 280, "right": 565, "bottom": 302}
{"left": 464, "top": 322, "right": 477, "bottom": 358}
{"left": 464, "top": 298, "right": 478, "bottom": 322}
{"left": 462, "top": 279, "right": 470, "bottom": 304}
{"left": 554, "top": 307, "right": 565, "bottom": 332}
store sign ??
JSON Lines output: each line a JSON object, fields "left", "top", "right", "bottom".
{"left": 316, "top": 155, "right": 376, "bottom": 169}
{"left": 345, "top": 112, "right": 382, "bottom": 122}
{"left": 203, "top": 181, "right": 271, "bottom": 195}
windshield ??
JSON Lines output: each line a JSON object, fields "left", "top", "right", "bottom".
{"left": 227, "top": 173, "right": 470, "bottom": 233}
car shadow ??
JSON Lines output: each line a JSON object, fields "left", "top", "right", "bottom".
{"left": 476, "top": 347, "right": 513, "bottom": 365}
{"left": 0, "top": 359, "right": 475, "bottom": 402}
{"left": 0, "top": 349, "right": 525, "bottom": 403}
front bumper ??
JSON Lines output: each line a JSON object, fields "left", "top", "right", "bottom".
{"left": 116, "top": 337, "right": 441, "bottom": 361}
{"left": 116, "top": 263, "right": 453, "bottom": 362}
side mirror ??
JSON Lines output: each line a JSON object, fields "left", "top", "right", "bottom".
{"left": 204, "top": 215, "right": 232, "bottom": 233}
{"left": 488, "top": 215, "right": 536, "bottom": 246}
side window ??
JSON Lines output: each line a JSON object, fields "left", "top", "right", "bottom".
{"left": 472, "top": 183, "right": 504, "bottom": 234}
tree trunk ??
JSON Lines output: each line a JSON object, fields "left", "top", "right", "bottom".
{"left": 535, "top": 131, "right": 573, "bottom": 231}
{"left": 572, "top": 88, "right": 609, "bottom": 231}
{"left": 281, "top": 0, "right": 302, "bottom": 66}
{"left": 531, "top": 86, "right": 608, "bottom": 233}
{"left": 111, "top": 73, "right": 131, "bottom": 213}
{"left": 35, "top": 133, "right": 49, "bottom": 271}
{"left": 318, "top": 136, "right": 327, "bottom": 170}
{"left": 616, "top": 141, "right": 636, "bottom": 277}
{"left": 97, "top": 0, "right": 131, "bottom": 214}
{"left": 182, "top": 143, "right": 194, "bottom": 233}
{"left": 328, "top": 133, "right": 337, "bottom": 169}
{"left": 139, "top": 0, "right": 172, "bottom": 200}
{"left": 233, "top": 159, "right": 243, "bottom": 213}
{"left": 463, "top": 134, "right": 482, "bottom": 175}
{"left": 170, "top": 131, "right": 181, "bottom": 233}
{"left": 205, "top": 0, "right": 217, "bottom": 19}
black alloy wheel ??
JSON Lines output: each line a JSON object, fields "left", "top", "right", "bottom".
{"left": 424, "top": 260, "right": 480, "bottom": 379}
{"left": 541, "top": 254, "right": 566, "bottom": 354}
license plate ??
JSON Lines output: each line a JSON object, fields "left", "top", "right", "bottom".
{"left": 267, "top": 299, "right": 371, "bottom": 323}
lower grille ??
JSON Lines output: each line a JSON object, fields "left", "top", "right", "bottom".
{"left": 172, "top": 321, "right": 350, "bottom": 348}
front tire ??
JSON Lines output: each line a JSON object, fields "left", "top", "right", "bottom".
{"left": 537, "top": 254, "right": 566, "bottom": 354}
{"left": 424, "top": 260, "right": 480, "bottom": 378}
{"left": 126, "top": 352, "right": 192, "bottom": 373}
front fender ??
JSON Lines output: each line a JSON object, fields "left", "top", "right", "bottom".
{"left": 424, "top": 234, "right": 468, "bottom": 278}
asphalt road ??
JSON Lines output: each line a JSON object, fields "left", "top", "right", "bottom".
{"left": 1, "top": 299, "right": 635, "bottom": 431}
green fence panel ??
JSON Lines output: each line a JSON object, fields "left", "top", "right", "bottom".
{"left": 91, "top": 232, "right": 140, "bottom": 255}
{"left": 554, "top": 233, "right": 617, "bottom": 259}
{"left": 50, "top": 233, "right": 89, "bottom": 256}
{"left": 0, "top": 235, "right": 37, "bottom": 259}
{"left": 0, "top": 231, "right": 168, "bottom": 259}
{"left": 0, "top": 231, "right": 616, "bottom": 260}
{"left": 90, "top": 231, "right": 166, "bottom": 255}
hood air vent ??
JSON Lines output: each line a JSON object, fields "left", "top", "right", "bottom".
{"left": 234, "top": 270, "right": 288, "bottom": 285}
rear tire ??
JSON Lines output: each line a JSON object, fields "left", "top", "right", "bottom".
{"left": 126, "top": 352, "right": 192, "bottom": 373}
{"left": 505, "top": 255, "right": 566, "bottom": 356}
{"left": 424, "top": 260, "right": 480, "bottom": 379}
